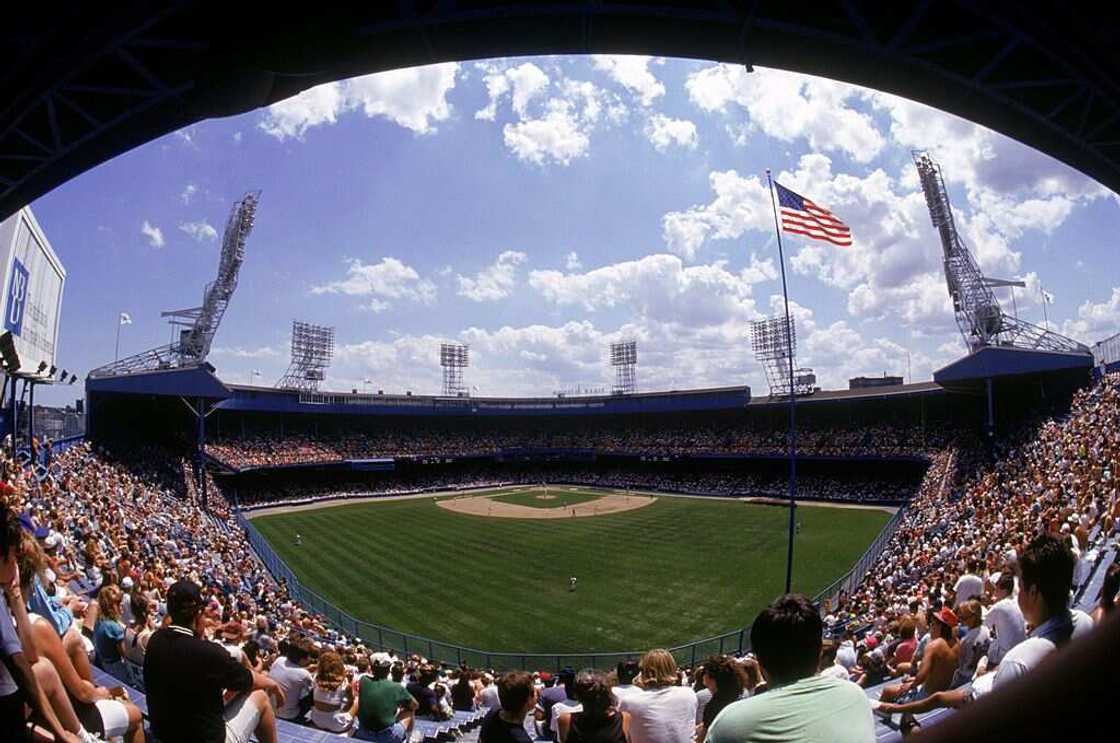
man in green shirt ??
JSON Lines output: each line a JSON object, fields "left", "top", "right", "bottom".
{"left": 355, "top": 659, "right": 417, "bottom": 742}
{"left": 706, "top": 594, "right": 874, "bottom": 743}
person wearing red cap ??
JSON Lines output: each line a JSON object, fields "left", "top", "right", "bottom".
{"left": 879, "top": 606, "right": 960, "bottom": 705}
{"left": 873, "top": 534, "right": 1094, "bottom": 732}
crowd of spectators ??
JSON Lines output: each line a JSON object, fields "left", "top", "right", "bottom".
{"left": 225, "top": 466, "right": 919, "bottom": 510}
{"left": 205, "top": 420, "right": 949, "bottom": 470}
{"left": 809, "top": 374, "right": 1120, "bottom": 732}
{"left": 0, "top": 374, "right": 1116, "bottom": 741}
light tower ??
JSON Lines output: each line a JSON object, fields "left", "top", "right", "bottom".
{"left": 911, "top": 150, "right": 1087, "bottom": 354}
{"left": 89, "top": 191, "right": 260, "bottom": 377}
{"left": 610, "top": 340, "right": 637, "bottom": 395}
{"left": 751, "top": 316, "right": 814, "bottom": 397}
{"left": 276, "top": 321, "right": 334, "bottom": 391}
{"left": 440, "top": 343, "right": 469, "bottom": 396}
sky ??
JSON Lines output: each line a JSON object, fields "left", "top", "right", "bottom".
{"left": 29, "top": 55, "right": 1120, "bottom": 406}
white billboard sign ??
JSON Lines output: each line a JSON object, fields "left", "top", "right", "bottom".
{"left": 0, "top": 206, "right": 66, "bottom": 379}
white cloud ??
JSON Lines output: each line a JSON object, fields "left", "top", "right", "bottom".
{"left": 475, "top": 62, "right": 550, "bottom": 120}
{"left": 870, "top": 90, "right": 1112, "bottom": 204}
{"left": 671, "top": 66, "right": 1108, "bottom": 327}
{"left": 258, "top": 83, "right": 346, "bottom": 140}
{"left": 1061, "top": 287, "right": 1120, "bottom": 341}
{"left": 686, "top": 65, "right": 884, "bottom": 163}
{"left": 173, "top": 127, "right": 198, "bottom": 147}
{"left": 180, "top": 184, "right": 197, "bottom": 205}
{"left": 311, "top": 257, "right": 437, "bottom": 312}
{"left": 660, "top": 170, "right": 773, "bottom": 260}
{"left": 644, "top": 114, "right": 698, "bottom": 152}
{"left": 345, "top": 63, "right": 458, "bottom": 134}
{"left": 476, "top": 61, "right": 625, "bottom": 167}
{"left": 762, "top": 295, "right": 953, "bottom": 389}
{"left": 591, "top": 55, "right": 665, "bottom": 106}
{"left": 178, "top": 220, "right": 218, "bottom": 242}
{"left": 564, "top": 252, "right": 582, "bottom": 271}
{"left": 232, "top": 131, "right": 242, "bottom": 143}
{"left": 211, "top": 346, "right": 281, "bottom": 359}
{"left": 141, "top": 221, "right": 164, "bottom": 248}
{"left": 456, "top": 251, "right": 528, "bottom": 302}
{"left": 503, "top": 104, "right": 590, "bottom": 166}
{"left": 528, "top": 253, "right": 772, "bottom": 328}
{"left": 332, "top": 334, "right": 446, "bottom": 394}
{"left": 258, "top": 62, "right": 459, "bottom": 140}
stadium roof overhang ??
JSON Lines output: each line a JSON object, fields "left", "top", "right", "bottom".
{"left": 933, "top": 346, "right": 1093, "bottom": 392}
{"left": 747, "top": 381, "right": 944, "bottom": 408}
{"left": 4, "top": 2, "right": 1120, "bottom": 220}
{"left": 85, "top": 365, "right": 231, "bottom": 399}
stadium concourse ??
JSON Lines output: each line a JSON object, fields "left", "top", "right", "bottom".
{"left": 0, "top": 371, "right": 1115, "bottom": 741}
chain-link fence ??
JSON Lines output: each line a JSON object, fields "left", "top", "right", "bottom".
{"left": 810, "top": 506, "right": 908, "bottom": 610}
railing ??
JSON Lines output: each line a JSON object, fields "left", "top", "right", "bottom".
{"left": 15, "top": 434, "right": 85, "bottom": 476}
{"left": 811, "top": 505, "right": 908, "bottom": 611}
{"left": 811, "top": 450, "right": 956, "bottom": 612}
{"left": 237, "top": 491, "right": 911, "bottom": 671}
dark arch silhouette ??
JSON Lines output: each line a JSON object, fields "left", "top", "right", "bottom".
{"left": 3, "top": 2, "right": 1118, "bottom": 219}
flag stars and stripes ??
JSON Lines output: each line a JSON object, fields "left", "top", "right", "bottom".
{"left": 775, "top": 182, "right": 852, "bottom": 247}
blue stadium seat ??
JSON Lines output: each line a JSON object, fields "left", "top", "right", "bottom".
{"left": 864, "top": 678, "right": 969, "bottom": 741}
{"left": 90, "top": 666, "right": 355, "bottom": 743}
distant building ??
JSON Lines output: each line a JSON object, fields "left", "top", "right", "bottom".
{"left": 849, "top": 375, "right": 904, "bottom": 390}
{"left": 1094, "top": 331, "right": 1120, "bottom": 374}
{"left": 28, "top": 404, "right": 84, "bottom": 440}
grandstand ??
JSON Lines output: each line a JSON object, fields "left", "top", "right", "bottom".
{"left": 3, "top": 4, "right": 1119, "bottom": 738}
{"left": 3, "top": 366, "right": 1113, "bottom": 741}
{"left": 18, "top": 159, "right": 1111, "bottom": 743}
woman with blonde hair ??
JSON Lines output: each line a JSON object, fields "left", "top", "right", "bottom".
{"left": 618, "top": 649, "right": 696, "bottom": 743}
{"left": 309, "top": 650, "right": 356, "bottom": 733}
{"left": 92, "top": 584, "right": 128, "bottom": 681}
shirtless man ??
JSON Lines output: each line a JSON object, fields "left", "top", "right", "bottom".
{"left": 878, "top": 607, "right": 960, "bottom": 704}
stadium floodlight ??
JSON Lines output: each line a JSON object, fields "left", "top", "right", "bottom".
{"left": 88, "top": 191, "right": 261, "bottom": 378}
{"left": 912, "top": 152, "right": 1086, "bottom": 354}
{"left": 751, "top": 316, "right": 814, "bottom": 397}
{"left": 610, "top": 340, "right": 637, "bottom": 395}
{"left": 440, "top": 343, "right": 469, "bottom": 396}
{"left": 277, "top": 321, "right": 334, "bottom": 392}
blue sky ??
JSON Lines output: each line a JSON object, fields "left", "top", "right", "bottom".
{"left": 30, "top": 56, "right": 1120, "bottom": 406}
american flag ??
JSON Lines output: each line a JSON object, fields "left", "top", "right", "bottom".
{"left": 775, "top": 182, "right": 852, "bottom": 247}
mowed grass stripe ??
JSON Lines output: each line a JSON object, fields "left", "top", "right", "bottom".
{"left": 253, "top": 490, "right": 889, "bottom": 652}
{"left": 309, "top": 503, "right": 541, "bottom": 639}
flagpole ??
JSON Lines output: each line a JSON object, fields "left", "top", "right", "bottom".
{"left": 766, "top": 169, "right": 798, "bottom": 595}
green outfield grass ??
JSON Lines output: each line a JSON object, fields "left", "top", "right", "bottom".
{"left": 252, "top": 487, "right": 890, "bottom": 653}
{"left": 490, "top": 488, "right": 604, "bottom": 509}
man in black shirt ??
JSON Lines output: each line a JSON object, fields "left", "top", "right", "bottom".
{"left": 480, "top": 671, "right": 535, "bottom": 743}
{"left": 406, "top": 664, "right": 440, "bottom": 718}
{"left": 144, "top": 580, "right": 285, "bottom": 743}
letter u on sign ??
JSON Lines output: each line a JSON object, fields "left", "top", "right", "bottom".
{"left": 5, "top": 258, "right": 29, "bottom": 337}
